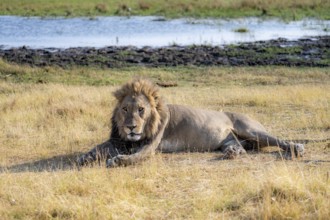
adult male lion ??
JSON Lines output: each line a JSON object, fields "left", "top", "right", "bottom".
{"left": 78, "top": 78, "right": 304, "bottom": 167}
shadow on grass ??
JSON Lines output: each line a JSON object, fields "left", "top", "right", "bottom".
{"left": 0, "top": 153, "right": 82, "bottom": 173}
{"left": 2, "top": 151, "right": 329, "bottom": 173}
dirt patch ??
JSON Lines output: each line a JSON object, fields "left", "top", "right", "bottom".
{"left": 0, "top": 36, "right": 329, "bottom": 67}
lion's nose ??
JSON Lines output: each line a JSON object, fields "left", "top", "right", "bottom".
{"left": 127, "top": 125, "right": 136, "bottom": 131}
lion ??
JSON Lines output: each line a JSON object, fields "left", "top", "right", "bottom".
{"left": 78, "top": 78, "right": 305, "bottom": 167}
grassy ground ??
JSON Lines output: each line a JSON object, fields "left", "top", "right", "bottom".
{"left": 1, "top": 0, "right": 330, "bottom": 19}
{"left": 0, "top": 60, "right": 329, "bottom": 219}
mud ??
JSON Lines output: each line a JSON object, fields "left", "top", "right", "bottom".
{"left": 0, "top": 36, "right": 329, "bottom": 67}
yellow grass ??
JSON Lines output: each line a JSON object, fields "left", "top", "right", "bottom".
{"left": 0, "top": 67, "right": 329, "bottom": 219}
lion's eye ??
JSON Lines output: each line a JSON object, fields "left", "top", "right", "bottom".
{"left": 138, "top": 107, "right": 144, "bottom": 112}
{"left": 122, "top": 107, "right": 128, "bottom": 112}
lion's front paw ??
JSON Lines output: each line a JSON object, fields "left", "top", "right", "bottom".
{"left": 106, "top": 155, "right": 130, "bottom": 168}
{"left": 77, "top": 154, "right": 94, "bottom": 166}
{"left": 106, "top": 158, "right": 118, "bottom": 168}
{"left": 295, "top": 143, "right": 305, "bottom": 157}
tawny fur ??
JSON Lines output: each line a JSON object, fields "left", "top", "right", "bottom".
{"left": 78, "top": 78, "right": 305, "bottom": 168}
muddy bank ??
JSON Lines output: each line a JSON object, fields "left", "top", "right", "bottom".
{"left": 1, "top": 36, "right": 329, "bottom": 67}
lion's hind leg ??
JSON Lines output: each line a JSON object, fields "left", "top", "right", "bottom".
{"left": 235, "top": 129, "right": 305, "bottom": 158}
{"left": 230, "top": 113, "right": 304, "bottom": 158}
{"left": 241, "top": 131, "right": 304, "bottom": 158}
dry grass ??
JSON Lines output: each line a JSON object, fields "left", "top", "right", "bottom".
{"left": 0, "top": 67, "right": 329, "bottom": 219}
{"left": 1, "top": 157, "right": 329, "bottom": 219}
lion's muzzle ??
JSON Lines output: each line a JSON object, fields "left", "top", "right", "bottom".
{"left": 127, "top": 132, "right": 142, "bottom": 141}
{"left": 124, "top": 124, "right": 143, "bottom": 141}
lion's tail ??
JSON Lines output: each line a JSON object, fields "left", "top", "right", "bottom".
{"left": 286, "top": 138, "right": 330, "bottom": 144}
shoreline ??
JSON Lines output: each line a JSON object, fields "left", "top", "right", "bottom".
{"left": 1, "top": 36, "right": 329, "bottom": 68}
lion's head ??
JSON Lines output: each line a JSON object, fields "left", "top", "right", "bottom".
{"left": 113, "top": 78, "right": 167, "bottom": 142}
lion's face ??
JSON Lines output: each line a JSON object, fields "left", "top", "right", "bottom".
{"left": 113, "top": 79, "right": 166, "bottom": 142}
{"left": 115, "top": 94, "right": 153, "bottom": 141}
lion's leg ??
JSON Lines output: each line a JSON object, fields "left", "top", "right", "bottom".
{"left": 234, "top": 128, "right": 305, "bottom": 157}
{"left": 246, "top": 131, "right": 304, "bottom": 157}
{"left": 77, "top": 140, "right": 124, "bottom": 166}
{"left": 106, "top": 139, "right": 160, "bottom": 167}
{"left": 229, "top": 114, "right": 304, "bottom": 157}
{"left": 106, "top": 114, "right": 170, "bottom": 168}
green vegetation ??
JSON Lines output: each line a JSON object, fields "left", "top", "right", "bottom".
{"left": 1, "top": 0, "right": 330, "bottom": 19}
{"left": 1, "top": 59, "right": 329, "bottom": 86}
{"left": 233, "top": 27, "right": 249, "bottom": 33}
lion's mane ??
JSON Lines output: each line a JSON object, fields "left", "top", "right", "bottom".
{"left": 112, "top": 78, "right": 168, "bottom": 140}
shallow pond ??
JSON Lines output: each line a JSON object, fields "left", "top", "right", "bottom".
{"left": 0, "top": 16, "right": 329, "bottom": 49}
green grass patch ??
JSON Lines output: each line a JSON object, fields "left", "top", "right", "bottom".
{"left": 1, "top": 0, "right": 330, "bottom": 20}
{"left": 233, "top": 27, "right": 249, "bottom": 33}
{"left": 1, "top": 59, "right": 329, "bottom": 87}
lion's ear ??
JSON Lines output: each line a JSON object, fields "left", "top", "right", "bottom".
{"left": 113, "top": 90, "right": 125, "bottom": 102}
{"left": 153, "top": 93, "right": 159, "bottom": 103}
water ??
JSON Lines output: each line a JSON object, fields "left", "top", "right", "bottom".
{"left": 0, "top": 16, "right": 329, "bottom": 49}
